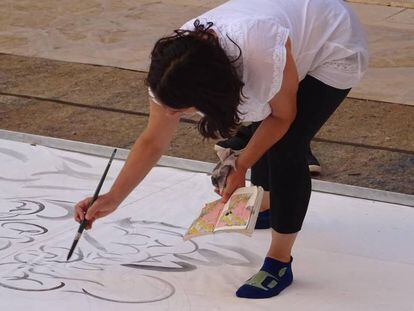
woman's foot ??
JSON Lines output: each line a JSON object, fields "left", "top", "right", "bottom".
{"left": 236, "top": 256, "right": 293, "bottom": 299}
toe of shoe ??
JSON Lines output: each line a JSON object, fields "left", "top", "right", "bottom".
{"left": 236, "top": 285, "right": 274, "bottom": 299}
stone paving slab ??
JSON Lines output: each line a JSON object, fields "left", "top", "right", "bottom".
{"left": 1, "top": 55, "right": 413, "bottom": 194}
{"left": 0, "top": 94, "right": 215, "bottom": 159}
{"left": 348, "top": 0, "right": 414, "bottom": 9}
{"left": 1, "top": 55, "right": 413, "bottom": 152}
{"left": 1, "top": 94, "right": 413, "bottom": 194}
{"left": 349, "top": 4, "right": 414, "bottom": 105}
{"left": 0, "top": 1, "right": 413, "bottom": 105}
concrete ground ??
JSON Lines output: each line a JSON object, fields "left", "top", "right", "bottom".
{"left": 0, "top": 0, "right": 413, "bottom": 195}
{"left": 1, "top": 54, "right": 413, "bottom": 194}
{"left": 0, "top": 1, "right": 414, "bottom": 106}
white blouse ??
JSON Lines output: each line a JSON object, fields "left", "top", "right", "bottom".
{"left": 152, "top": 0, "right": 369, "bottom": 122}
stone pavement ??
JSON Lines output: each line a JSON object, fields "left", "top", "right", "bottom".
{"left": 0, "top": 1, "right": 413, "bottom": 194}
{"left": 0, "top": 0, "right": 413, "bottom": 105}
{"left": 1, "top": 54, "right": 413, "bottom": 194}
{"left": 348, "top": 0, "right": 414, "bottom": 9}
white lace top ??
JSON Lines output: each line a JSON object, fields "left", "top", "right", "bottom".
{"left": 155, "top": 0, "right": 369, "bottom": 122}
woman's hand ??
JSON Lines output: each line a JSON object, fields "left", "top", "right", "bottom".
{"left": 74, "top": 193, "right": 120, "bottom": 230}
{"left": 220, "top": 162, "right": 247, "bottom": 204}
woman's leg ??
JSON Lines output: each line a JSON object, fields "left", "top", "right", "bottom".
{"left": 250, "top": 125, "right": 272, "bottom": 227}
{"left": 267, "top": 231, "right": 298, "bottom": 262}
{"left": 237, "top": 76, "right": 350, "bottom": 298}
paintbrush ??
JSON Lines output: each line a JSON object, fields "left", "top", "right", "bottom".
{"left": 66, "top": 148, "right": 117, "bottom": 261}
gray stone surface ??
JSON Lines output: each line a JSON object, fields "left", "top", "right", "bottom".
{"left": 0, "top": 1, "right": 413, "bottom": 105}
{"left": 1, "top": 55, "right": 413, "bottom": 194}
{"left": 347, "top": 0, "right": 414, "bottom": 9}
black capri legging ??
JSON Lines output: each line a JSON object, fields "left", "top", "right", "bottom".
{"left": 250, "top": 75, "right": 350, "bottom": 234}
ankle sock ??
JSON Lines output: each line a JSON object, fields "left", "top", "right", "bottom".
{"left": 255, "top": 209, "right": 270, "bottom": 229}
{"left": 236, "top": 256, "right": 293, "bottom": 299}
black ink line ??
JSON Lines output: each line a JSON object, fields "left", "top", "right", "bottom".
{"left": 78, "top": 274, "right": 175, "bottom": 304}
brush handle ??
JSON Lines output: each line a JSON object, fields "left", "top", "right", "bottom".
{"left": 90, "top": 148, "right": 117, "bottom": 204}
{"left": 67, "top": 148, "right": 117, "bottom": 261}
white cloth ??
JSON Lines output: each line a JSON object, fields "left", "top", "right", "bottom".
{"left": 179, "top": 0, "right": 369, "bottom": 122}
{"left": 1, "top": 139, "right": 413, "bottom": 310}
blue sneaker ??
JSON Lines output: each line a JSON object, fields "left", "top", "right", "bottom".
{"left": 236, "top": 256, "right": 293, "bottom": 299}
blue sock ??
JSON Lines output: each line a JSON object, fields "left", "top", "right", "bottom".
{"left": 236, "top": 256, "right": 293, "bottom": 299}
{"left": 255, "top": 209, "right": 270, "bottom": 229}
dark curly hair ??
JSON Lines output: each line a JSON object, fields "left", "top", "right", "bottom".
{"left": 146, "top": 19, "right": 245, "bottom": 139}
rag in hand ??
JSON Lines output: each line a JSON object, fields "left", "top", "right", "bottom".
{"left": 211, "top": 148, "right": 238, "bottom": 193}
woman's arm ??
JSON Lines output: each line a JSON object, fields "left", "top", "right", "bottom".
{"left": 108, "top": 101, "right": 181, "bottom": 203}
{"left": 237, "top": 39, "right": 298, "bottom": 170}
{"left": 75, "top": 100, "right": 181, "bottom": 227}
{"left": 221, "top": 38, "right": 299, "bottom": 202}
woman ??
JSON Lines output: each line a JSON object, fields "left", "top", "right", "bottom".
{"left": 74, "top": 0, "right": 368, "bottom": 299}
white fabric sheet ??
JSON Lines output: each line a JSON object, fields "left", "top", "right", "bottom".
{"left": 0, "top": 139, "right": 413, "bottom": 310}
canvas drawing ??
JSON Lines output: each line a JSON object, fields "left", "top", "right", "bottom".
{"left": 0, "top": 140, "right": 262, "bottom": 308}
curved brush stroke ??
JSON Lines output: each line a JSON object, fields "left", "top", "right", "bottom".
{"left": 123, "top": 261, "right": 197, "bottom": 272}
{"left": 23, "top": 185, "right": 88, "bottom": 191}
{"left": 0, "top": 177, "right": 40, "bottom": 182}
{"left": 71, "top": 266, "right": 104, "bottom": 271}
{"left": 32, "top": 162, "right": 112, "bottom": 181}
{"left": 84, "top": 232, "right": 108, "bottom": 252}
{"left": 111, "top": 242, "right": 142, "bottom": 254}
{"left": 0, "top": 214, "right": 19, "bottom": 220}
{"left": 173, "top": 253, "right": 217, "bottom": 267}
{"left": 14, "top": 200, "right": 45, "bottom": 215}
{"left": 132, "top": 254, "right": 164, "bottom": 264}
{"left": 179, "top": 239, "right": 199, "bottom": 254}
{"left": 146, "top": 239, "right": 172, "bottom": 249}
{"left": 173, "top": 247, "right": 255, "bottom": 267}
{"left": 42, "top": 246, "right": 84, "bottom": 264}
{"left": 0, "top": 240, "right": 12, "bottom": 251}
{"left": 13, "top": 247, "right": 84, "bottom": 264}
{"left": 0, "top": 281, "right": 65, "bottom": 292}
{"left": 0, "top": 261, "right": 23, "bottom": 267}
{"left": 20, "top": 237, "right": 35, "bottom": 243}
{"left": 38, "top": 200, "right": 73, "bottom": 220}
{"left": 79, "top": 274, "right": 175, "bottom": 304}
{"left": 10, "top": 201, "right": 27, "bottom": 210}
{"left": 28, "top": 268, "right": 104, "bottom": 287}
{"left": 3, "top": 195, "right": 49, "bottom": 200}
{"left": 1, "top": 222, "right": 48, "bottom": 235}
{"left": 0, "top": 148, "right": 28, "bottom": 162}
{"left": 59, "top": 156, "right": 92, "bottom": 168}
{"left": 0, "top": 214, "right": 258, "bottom": 303}
{"left": 90, "top": 253, "right": 124, "bottom": 262}
{"left": 109, "top": 218, "right": 185, "bottom": 230}
{"left": 133, "top": 219, "right": 185, "bottom": 229}
{"left": 144, "top": 227, "right": 183, "bottom": 237}
{"left": 7, "top": 272, "right": 44, "bottom": 285}
{"left": 39, "top": 246, "right": 64, "bottom": 260}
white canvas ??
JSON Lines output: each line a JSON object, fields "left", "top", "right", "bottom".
{"left": 0, "top": 139, "right": 413, "bottom": 310}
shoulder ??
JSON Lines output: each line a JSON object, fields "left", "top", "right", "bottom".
{"left": 240, "top": 18, "right": 290, "bottom": 99}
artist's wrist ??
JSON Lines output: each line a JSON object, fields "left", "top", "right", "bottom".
{"left": 235, "top": 156, "right": 249, "bottom": 172}
{"left": 107, "top": 188, "right": 125, "bottom": 207}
